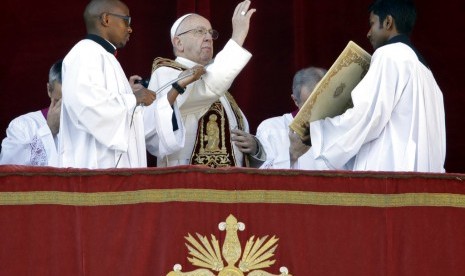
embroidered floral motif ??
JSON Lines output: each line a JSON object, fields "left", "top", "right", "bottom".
{"left": 30, "top": 136, "right": 47, "bottom": 166}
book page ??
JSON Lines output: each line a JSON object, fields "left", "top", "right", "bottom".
{"left": 289, "top": 41, "right": 371, "bottom": 138}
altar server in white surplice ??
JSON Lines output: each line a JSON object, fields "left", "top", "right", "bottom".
{"left": 253, "top": 67, "right": 332, "bottom": 170}
{"left": 0, "top": 60, "right": 62, "bottom": 166}
{"left": 303, "top": 0, "right": 446, "bottom": 172}
{"left": 59, "top": 0, "right": 203, "bottom": 169}
{"left": 146, "top": 0, "right": 256, "bottom": 168}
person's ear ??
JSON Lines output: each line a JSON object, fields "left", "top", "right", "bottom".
{"left": 100, "top": 13, "right": 110, "bottom": 27}
{"left": 384, "top": 15, "right": 394, "bottom": 30}
{"left": 47, "top": 83, "right": 52, "bottom": 98}
{"left": 172, "top": 37, "right": 184, "bottom": 52}
{"left": 291, "top": 94, "right": 299, "bottom": 109}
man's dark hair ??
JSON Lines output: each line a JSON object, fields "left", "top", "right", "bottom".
{"left": 369, "top": 0, "right": 417, "bottom": 35}
{"left": 48, "top": 59, "right": 63, "bottom": 84}
{"left": 84, "top": 0, "right": 119, "bottom": 32}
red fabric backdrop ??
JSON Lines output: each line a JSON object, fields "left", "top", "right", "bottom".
{"left": 2, "top": 166, "right": 465, "bottom": 275}
{"left": 1, "top": 0, "right": 464, "bottom": 172}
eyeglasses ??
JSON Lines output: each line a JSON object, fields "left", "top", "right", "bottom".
{"left": 177, "top": 27, "right": 219, "bottom": 40}
{"left": 105, "top": 12, "right": 131, "bottom": 27}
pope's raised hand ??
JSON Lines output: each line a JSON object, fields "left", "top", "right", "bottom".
{"left": 231, "top": 0, "right": 256, "bottom": 46}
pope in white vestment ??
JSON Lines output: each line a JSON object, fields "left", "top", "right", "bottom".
{"left": 0, "top": 110, "right": 58, "bottom": 166}
{"left": 147, "top": 7, "right": 254, "bottom": 167}
{"left": 309, "top": 35, "right": 446, "bottom": 172}
{"left": 147, "top": 40, "right": 252, "bottom": 167}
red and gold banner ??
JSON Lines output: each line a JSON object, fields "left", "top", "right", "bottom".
{"left": 1, "top": 165, "right": 465, "bottom": 275}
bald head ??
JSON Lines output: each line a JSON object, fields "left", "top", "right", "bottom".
{"left": 83, "top": 0, "right": 126, "bottom": 33}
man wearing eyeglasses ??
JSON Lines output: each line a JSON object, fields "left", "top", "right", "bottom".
{"left": 59, "top": 0, "right": 203, "bottom": 169}
{"left": 146, "top": 0, "right": 262, "bottom": 168}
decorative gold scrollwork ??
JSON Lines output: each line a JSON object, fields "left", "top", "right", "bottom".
{"left": 166, "top": 215, "right": 291, "bottom": 276}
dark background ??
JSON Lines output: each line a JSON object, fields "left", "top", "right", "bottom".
{"left": 1, "top": 0, "right": 463, "bottom": 172}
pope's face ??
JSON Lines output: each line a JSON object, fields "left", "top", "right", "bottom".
{"left": 176, "top": 15, "right": 214, "bottom": 65}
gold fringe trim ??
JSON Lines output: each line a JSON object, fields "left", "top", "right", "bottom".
{"left": 2, "top": 189, "right": 465, "bottom": 208}
{"left": 151, "top": 57, "right": 188, "bottom": 73}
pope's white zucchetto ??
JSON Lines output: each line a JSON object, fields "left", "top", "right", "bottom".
{"left": 170, "top": 13, "right": 194, "bottom": 40}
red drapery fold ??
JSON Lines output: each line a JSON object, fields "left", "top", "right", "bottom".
{"left": 0, "top": 1, "right": 463, "bottom": 171}
{"left": 176, "top": 0, "right": 211, "bottom": 18}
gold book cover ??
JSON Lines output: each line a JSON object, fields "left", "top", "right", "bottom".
{"left": 290, "top": 41, "right": 371, "bottom": 138}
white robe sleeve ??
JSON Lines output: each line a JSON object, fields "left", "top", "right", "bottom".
{"left": 144, "top": 67, "right": 185, "bottom": 158}
{"left": 256, "top": 115, "right": 293, "bottom": 169}
{"left": 176, "top": 39, "right": 252, "bottom": 115}
{"left": 256, "top": 114, "right": 331, "bottom": 170}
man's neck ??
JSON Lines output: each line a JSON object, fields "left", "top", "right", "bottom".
{"left": 85, "top": 33, "right": 117, "bottom": 55}
{"left": 175, "top": 56, "right": 200, "bottom": 67}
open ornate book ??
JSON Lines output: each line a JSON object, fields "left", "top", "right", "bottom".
{"left": 289, "top": 41, "right": 371, "bottom": 138}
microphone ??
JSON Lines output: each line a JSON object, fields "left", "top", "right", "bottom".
{"left": 116, "top": 64, "right": 210, "bottom": 168}
{"left": 134, "top": 78, "right": 150, "bottom": 88}
{"left": 153, "top": 71, "right": 194, "bottom": 95}
{"left": 152, "top": 61, "right": 213, "bottom": 96}
{"left": 135, "top": 72, "right": 195, "bottom": 107}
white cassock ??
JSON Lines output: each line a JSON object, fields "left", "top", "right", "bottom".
{"left": 310, "top": 42, "right": 446, "bottom": 172}
{"left": 256, "top": 113, "right": 331, "bottom": 170}
{"left": 146, "top": 39, "right": 252, "bottom": 167}
{"left": 59, "top": 39, "right": 177, "bottom": 169}
{"left": 0, "top": 110, "right": 58, "bottom": 166}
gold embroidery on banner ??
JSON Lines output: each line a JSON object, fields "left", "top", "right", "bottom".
{"left": 166, "top": 214, "right": 291, "bottom": 276}
{"left": 3, "top": 190, "right": 465, "bottom": 208}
